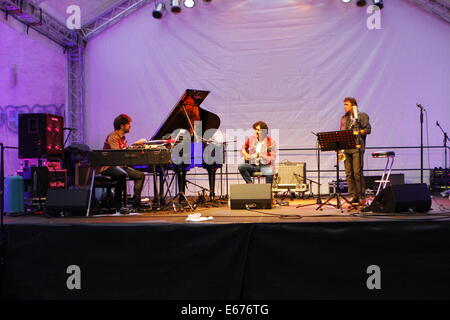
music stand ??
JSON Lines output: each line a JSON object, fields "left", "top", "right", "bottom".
{"left": 315, "top": 130, "right": 360, "bottom": 212}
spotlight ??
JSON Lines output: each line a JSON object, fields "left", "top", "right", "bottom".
{"left": 152, "top": 2, "right": 165, "bottom": 19}
{"left": 341, "top": 0, "right": 351, "bottom": 3}
{"left": 356, "top": 0, "right": 367, "bottom": 6}
{"left": 373, "top": 0, "right": 384, "bottom": 9}
{"left": 184, "top": 0, "right": 196, "bottom": 8}
{"left": 171, "top": 0, "right": 182, "bottom": 13}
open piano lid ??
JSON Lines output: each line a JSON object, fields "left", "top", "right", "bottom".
{"left": 151, "top": 89, "right": 220, "bottom": 140}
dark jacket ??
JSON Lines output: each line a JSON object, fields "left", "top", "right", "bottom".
{"left": 340, "top": 112, "right": 371, "bottom": 152}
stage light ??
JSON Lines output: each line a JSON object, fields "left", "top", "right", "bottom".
{"left": 341, "top": 0, "right": 351, "bottom": 3}
{"left": 356, "top": 0, "right": 367, "bottom": 6}
{"left": 184, "top": 0, "right": 196, "bottom": 8}
{"left": 373, "top": 0, "right": 384, "bottom": 9}
{"left": 171, "top": 0, "right": 182, "bottom": 13}
{"left": 152, "top": 2, "right": 165, "bottom": 19}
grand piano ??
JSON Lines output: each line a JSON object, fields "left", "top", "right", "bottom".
{"left": 148, "top": 89, "right": 223, "bottom": 202}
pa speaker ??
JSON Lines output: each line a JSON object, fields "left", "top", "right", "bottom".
{"left": 367, "top": 183, "right": 431, "bottom": 213}
{"left": 230, "top": 184, "right": 272, "bottom": 210}
{"left": 19, "top": 113, "right": 64, "bottom": 159}
{"left": 45, "top": 189, "right": 90, "bottom": 216}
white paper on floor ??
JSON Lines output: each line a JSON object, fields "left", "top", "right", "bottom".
{"left": 186, "top": 213, "right": 214, "bottom": 222}
{"left": 93, "top": 212, "right": 143, "bottom": 217}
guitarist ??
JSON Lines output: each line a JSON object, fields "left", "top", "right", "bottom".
{"left": 238, "top": 121, "right": 277, "bottom": 184}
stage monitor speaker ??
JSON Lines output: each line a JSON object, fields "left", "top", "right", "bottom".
{"left": 367, "top": 183, "right": 432, "bottom": 213}
{"left": 19, "top": 113, "right": 64, "bottom": 159}
{"left": 45, "top": 189, "right": 90, "bottom": 216}
{"left": 230, "top": 184, "right": 272, "bottom": 210}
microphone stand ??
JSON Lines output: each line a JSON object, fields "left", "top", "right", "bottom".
{"left": 0, "top": 143, "right": 5, "bottom": 233}
{"left": 64, "top": 128, "right": 76, "bottom": 148}
{"left": 297, "top": 132, "right": 322, "bottom": 208}
{"left": 436, "top": 122, "right": 450, "bottom": 170}
{"left": 0, "top": 143, "right": 5, "bottom": 274}
{"left": 219, "top": 139, "right": 236, "bottom": 201}
{"left": 417, "top": 104, "right": 425, "bottom": 184}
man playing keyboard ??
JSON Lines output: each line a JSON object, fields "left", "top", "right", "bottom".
{"left": 101, "top": 114, "right": 146, "bottom": 212}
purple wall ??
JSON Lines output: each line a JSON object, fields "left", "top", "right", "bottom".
{"left": 0, "top": 16, "right": 66, "bottom": 176}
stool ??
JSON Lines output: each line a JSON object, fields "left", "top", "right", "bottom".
{"left": 86, "top": 168, "right": 127, "bottom": 216}
{"left": 94, "top": 175, "right": 118, "bottom": 208}
{"left": 251, "top": 171, "right": 265, "bottom": 184}
{"left": 372, "top": 151, "right": 396, "bottom": 196}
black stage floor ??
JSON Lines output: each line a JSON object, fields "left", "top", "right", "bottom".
{"left": 2, "top": 197, "right": 450, "bottom": 300}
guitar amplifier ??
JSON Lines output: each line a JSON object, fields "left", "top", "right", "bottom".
{"left": 230, "top": 184, "right": 272, "bottom": 210}
{"left": 430, "top": 168, "right": 450, "bottom": 192}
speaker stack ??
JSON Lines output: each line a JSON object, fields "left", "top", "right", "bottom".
{"left": 19, "top": 113, "right": 64, "bottom": 159}
{"left": 18, "top": 114, "right": 66, "bottom": 210}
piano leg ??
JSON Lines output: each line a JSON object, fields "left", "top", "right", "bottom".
{"left": 176, "top": 167, "right": 187, "bottom": 195}
{"left": 207, "top": 166, "right": 218, "bottom": 200}
{"left": 151, "top": 165, "right": 167, "bottom": 208}
{"left": 152, "top": 165, "right": 161, "bottom": 208}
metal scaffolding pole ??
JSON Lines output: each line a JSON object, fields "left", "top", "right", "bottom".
{"left": 1, "top": 0, "right": 86, "bottom": 143}
{"left": 66, "top": 44, "right": 85, "bottom": 144}
{"left": 81, "top": 0, "right": 153, "bottom": 41}
{"left": 0, "top": 0, "right": 80, "bottom": 46}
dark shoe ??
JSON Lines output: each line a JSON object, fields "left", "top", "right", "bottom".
{"left": 115, "top": 207, "right": 129, "bottom": 214}
{"left": 349, "top": 197, "right": 360, "bottom": 203}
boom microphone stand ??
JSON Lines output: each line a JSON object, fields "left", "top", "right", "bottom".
{"left": 417, "top": 103, "right": 426, "bottom": 184}
{"left": 297, "top": 132, "right": 322, "bottom": 208}
{"left": 0, "top": 143, "right": 5, "bottom": 232}
{"left": 436, "top": 121, "right": 449, "bottom": 170}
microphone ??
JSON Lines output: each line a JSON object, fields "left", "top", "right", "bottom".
{"left": 436, "top": 121, "right": 440, "bottom": 127}
{"left": 63, "top": 127, "right": 77, "bottom": 131}
{"left": 416, "top": 103, "right": 426, "bottom": 110}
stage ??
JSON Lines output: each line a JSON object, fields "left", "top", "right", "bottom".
{"left": 2, "top": 197, "right": 450, "bottom": 300}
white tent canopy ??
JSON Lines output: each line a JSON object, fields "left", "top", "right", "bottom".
{"left": 26, "top": 0, "right": 450, "bottom": 28}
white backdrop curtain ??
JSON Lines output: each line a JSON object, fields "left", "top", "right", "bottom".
{"left": 85, "top": 0, "right": 450, "bottom": 193}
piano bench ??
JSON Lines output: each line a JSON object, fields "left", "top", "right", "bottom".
{"left": 93, "top": 175, "right": 116, "bottom": 187}
{"left": 91, "top": 174, "right": 126, "bottom": 212}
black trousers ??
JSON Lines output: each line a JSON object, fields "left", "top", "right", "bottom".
{"left": 344, "top": 150, "right": 365, "bottom": 199}
{"left": 102, "top": 166, "right": 145, "bottom": 207}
